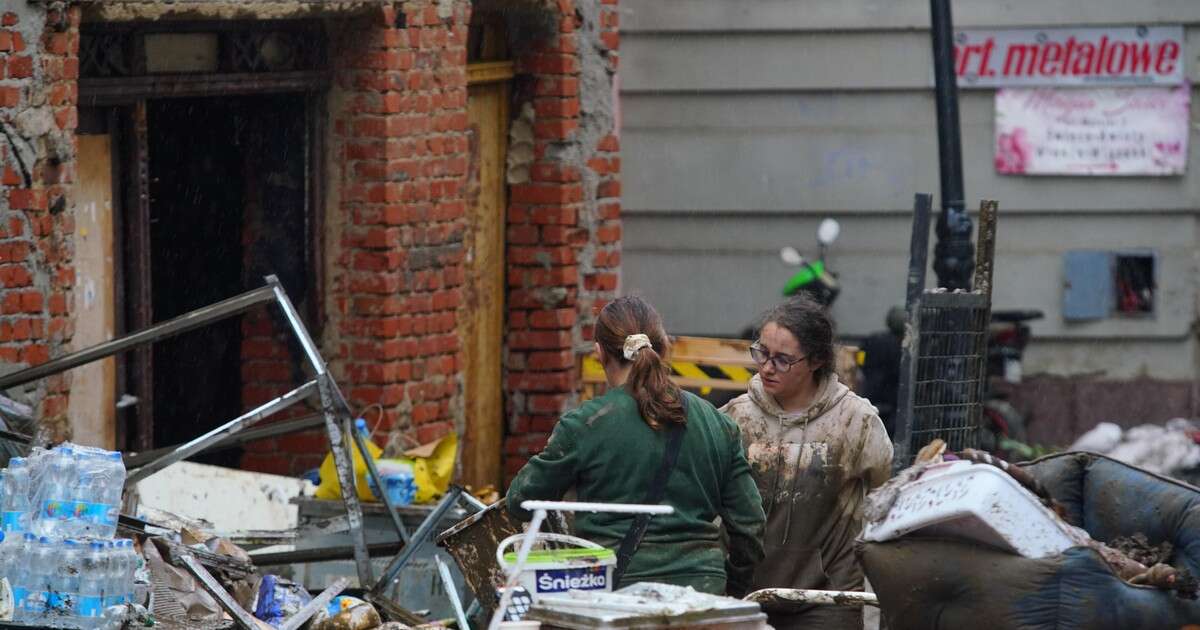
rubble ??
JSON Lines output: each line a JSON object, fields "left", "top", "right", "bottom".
{"left": 1070, "top": 419, "right": 1200, "bottom": 480}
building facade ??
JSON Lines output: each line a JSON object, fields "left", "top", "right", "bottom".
{"left": 621, "top": 0, "right": 1200, "bottom": 445}
{"left": 0, "top": 0, "right": 622, "bottom": 486}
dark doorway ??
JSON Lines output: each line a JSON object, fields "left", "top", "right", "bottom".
{"left": 140, "top": 94, "right": 309, "bottom": 466}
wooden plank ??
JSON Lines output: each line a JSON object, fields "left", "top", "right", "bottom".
{"left": 467, "top": 61, "right": 516, "bottom": 85}
{"left": 461, "top": 79, "right": 509, "bottom": 489}
{"left": 671, "top": 335, "right": 756, "bottom": 367}
{"left": 71, "top": 134, "right": 118, "bottom": 449}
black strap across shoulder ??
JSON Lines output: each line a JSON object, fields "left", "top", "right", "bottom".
{"left": 611, "top": 396, "right": 688, "bottom": 585}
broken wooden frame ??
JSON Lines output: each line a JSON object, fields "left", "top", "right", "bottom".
{"left": 893, "top": 196, "right": 999, "bottom": 468}
{"left": 0, "top": 276, "right": 473, "bottom": 625}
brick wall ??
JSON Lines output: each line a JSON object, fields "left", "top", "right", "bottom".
{"left": 0, "top": 4, "right": 79, "bottom": 441}
{"left": 236, "top": 0, "right": 620, "bottom": 482}
{"left": 325, "top": 0, "right": 472, "bottom": 459}
{"left": 0, "top": 0, "right": 619, "bottom": 478}
{"left": 502, "top": 0, "right": 621, "bottom": 481}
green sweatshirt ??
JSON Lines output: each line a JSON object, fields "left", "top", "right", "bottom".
{"left": 506, "top": 387, "right": 766, "bottom": 595}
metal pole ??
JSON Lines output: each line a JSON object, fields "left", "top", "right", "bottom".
{"left": 179, "top": 555, "right": 261, "bottom": 630}
{"left": 370, "top": 486, "right": 464, "bottom": 598}
{"left": 279, "top": 578, "right": 350, "bottom": 630}
{"left": 929, "top": 0, "right": 974, "bottom": 291}
{"left": 0, "top": 284, "right": 276, "bottom": 391}
{"left": 125, "top": 380, "right": 319, "bottom": 485}
{"left": 318, "top": 376, "right": 375, "bottom": 587}
{"left": 488, "top": 508, "right": 548, "bottom": 630}
{"left": 894, "top": 194, "right": 934, "bottom": 470}
{"left": 268, "top": 275, "right": 326, "bottom": 374}
{"left": 122, "top": 412, "right": 327, "bottom": 468}
{"left": 348, "top": 415, "right": 412, "bottom": 544}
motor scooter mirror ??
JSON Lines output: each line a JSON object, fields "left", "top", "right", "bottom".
{"left": 780, "top": 246, "right": 804, "bottom": 266}
{"left": 817, "top": 218, "right": 841, "bottom": 247}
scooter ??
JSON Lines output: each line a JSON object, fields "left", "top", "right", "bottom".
{"left": 778, "top": 218, "right": 842, "bottom": 307}
{"left": 981, "top": 309, "right": 1043, "bottom": 456}
{"left": 736, "top": 218, "right": 842, "bottom": 343}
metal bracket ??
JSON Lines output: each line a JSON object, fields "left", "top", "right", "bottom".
{"left": 318, "top": 374, "right": 375, "bottom": 587}
{"left": 179, "top": 554, "right": 260, "bottom": 630}
{"left": 370, "top": 486, "right": 464, "bottom": 600}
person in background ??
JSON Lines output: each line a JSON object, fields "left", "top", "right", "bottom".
{"left": 858, "top": 306, "right": 906, "bottom": 438}
{"left": 506, "top": 296, "right": 766, "bottom": 595}
{"left": 721, "top": 296, "right": 893, "bottom": 630}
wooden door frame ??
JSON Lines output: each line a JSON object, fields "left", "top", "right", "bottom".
{"left": 463, "top": 61, "right": 514, "bottom": 489}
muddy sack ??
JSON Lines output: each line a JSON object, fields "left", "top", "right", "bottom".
{"left": 860, "top": 452, "right": 1200, "bottom": 630}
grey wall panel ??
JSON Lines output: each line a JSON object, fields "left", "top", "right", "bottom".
{"left": 623, "top": 90, "right": 1200, "bottom": 212}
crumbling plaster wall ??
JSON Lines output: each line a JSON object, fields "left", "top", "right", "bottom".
{"left": 0, "top": 2, "right": 79, "bottom": 442}
{"left": 502, "top": 0, "right": 621, "bottom": 479}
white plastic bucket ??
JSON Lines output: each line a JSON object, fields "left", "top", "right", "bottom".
{"left": 497, "top": 533, "right": 616, "bottom": 601}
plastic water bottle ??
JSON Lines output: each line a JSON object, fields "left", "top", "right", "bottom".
{"left": 97, "top": 452, "right": 125, "bottom": 539}
{"left": 50, "top": 539, "right": 80, "bottom": 617}
{"left": 35, "top": 449, "right": 77, "bottom": 538}
{"left": 3, "top": 457, "right": 31, "bottom": 533}
{"left": 0, "top": 531, "right": 9, "bottom": 596}
{"left": 120, "top": 539, "right": 137, "bottom": 604}
{"left": 78, "top": 541, "right": 107, "bottom": 625}
{"left": 12, "top": 533, "right": 36, "bottom": 620}
{"left": 25, "top": 537, "right": 56, "bottom": 618}
{"left": 105, "top": 541, "right": 123, "bottom": 609}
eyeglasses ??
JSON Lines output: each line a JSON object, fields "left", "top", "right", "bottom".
{"left": 749, "top": 344, "right": 808, "bottom": 373}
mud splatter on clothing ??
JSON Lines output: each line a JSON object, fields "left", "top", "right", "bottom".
{"left": 722, "top": 374, "right": 892, "bottom": 629}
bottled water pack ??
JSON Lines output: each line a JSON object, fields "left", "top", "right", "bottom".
{"left": 4, "top": 533, "right": 139, "bottom": 625}
{"left": 0, "top": 443, "right": 135, "bottom": 627}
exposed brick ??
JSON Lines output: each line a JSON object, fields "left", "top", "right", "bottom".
{"left": 7, "top": 56, "right": 32, "bottom": 79}
{"left": 528, "top": 350, "right": 576, "bottom": 371}
{"left": 530, "top": 308, "right": 577, "bottom": 329}
{"left": 0, "top": 87, "right": 20, "bottom": 108}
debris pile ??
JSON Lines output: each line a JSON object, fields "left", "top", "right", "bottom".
{"left": 864, "top": 441, "right": 1198, "bottom": 599}
{"left": 1070, "top": 419, "right": 1200, "bottom": 480}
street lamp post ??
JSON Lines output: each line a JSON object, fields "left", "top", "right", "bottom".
{"left": 929, "top": 0, "right": 974, "bottom": 291}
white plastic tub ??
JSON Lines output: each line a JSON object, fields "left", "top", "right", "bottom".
{"left": 497, "top": 533, "right": 617, "bottom": 602}
{"left": 862, "top": 459, "right": 1076, "bottom": 558}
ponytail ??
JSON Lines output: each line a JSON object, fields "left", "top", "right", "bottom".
{"left": 595, "top": 296, "right": 687, "bottom": 430}
{"left": 626, "top": 345, "right": 686, "bottom": 430}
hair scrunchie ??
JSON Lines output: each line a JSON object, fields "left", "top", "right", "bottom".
{"left": 623, "top": 334, "right": 652, "bottom": 360}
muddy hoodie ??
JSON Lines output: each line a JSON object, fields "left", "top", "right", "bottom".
{"left": 720, "top": 373, "right": 892, "bottom": 594}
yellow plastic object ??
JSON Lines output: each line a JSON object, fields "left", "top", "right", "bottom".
{"left": 406, "top": 432, "right": 458, "bottom": 504}
{"left": 314, "top": 434, "right": 384, "bottom": 501}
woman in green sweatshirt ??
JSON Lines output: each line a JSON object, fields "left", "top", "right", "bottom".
{"left": 506, "top": 296, "right": 766, "bottom": 596}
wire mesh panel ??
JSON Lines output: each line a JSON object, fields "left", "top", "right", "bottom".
{"left": 908, "top": 292, "right": 989, "bottom": 454}
{"left": 893, "top": 196, "right": 998, "bottom": 469}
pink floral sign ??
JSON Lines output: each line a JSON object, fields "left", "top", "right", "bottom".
{"left": 995, "top": 86, "right": 1190, "bottom": 175}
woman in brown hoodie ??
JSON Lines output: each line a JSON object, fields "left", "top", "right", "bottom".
{"left": 721, "top": 296, "right": 892, "bottom": 630}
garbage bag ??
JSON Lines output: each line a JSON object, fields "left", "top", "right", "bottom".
{"left": 402, "top": 432, "right": 457, "bottom": 504}
{"left": 253, "top": 575, "right": 312, "bottom": 627}
{"left": 314, "top": 428, "right": 384, "bottom": 502}
{"left": 860, "top": 452, "right": 1200, "bottom": 630}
